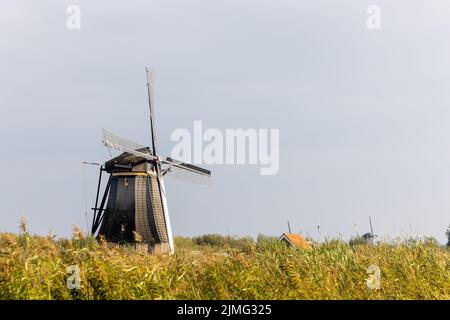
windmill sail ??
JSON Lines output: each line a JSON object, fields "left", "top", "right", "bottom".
{"left": 102, "top": 128, "right": 156, "bottom": 160}
{"left": 146, "top": 68, "right": 157, "bottom": 155}
{"left": 101, "top": 129, "right": 211, "bottom": 185}
{"left": 162, "top": 157, "right": 212, "bottom": 186}
{"left": 369, "top": 217, "right": 374, "bottom": 235}
{"left": 143, "top": 69, "right": 174, "bottom": 252}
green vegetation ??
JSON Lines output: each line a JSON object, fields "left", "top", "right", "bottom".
{"left": 0, "top": 224, "right": 448, "bottom": 300}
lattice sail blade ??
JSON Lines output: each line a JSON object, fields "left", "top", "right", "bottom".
{"left": 146, "top": 67, "right": 158, "bottom": 155}
{"left": 101, "top": 128, "right": 155, "bottom": 160}
{"left": 162, "top": 157, "right": 211, "bottom": 186}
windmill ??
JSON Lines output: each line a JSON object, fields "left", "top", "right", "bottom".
{"left": 90, "top": 68, "right": 211, "bottom": 254}
{"left": 362, "top": 216, "right": 377, "bottom": 245}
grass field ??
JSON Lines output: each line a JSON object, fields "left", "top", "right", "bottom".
{"left": 0, "top": 226, "right": 448, "bottom": 300}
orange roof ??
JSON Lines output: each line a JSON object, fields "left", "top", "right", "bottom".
{"left": 279, "top": 233, "right": 311, "bottom": 249}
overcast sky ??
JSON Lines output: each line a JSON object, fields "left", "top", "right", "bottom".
{"left": 1, "top": 1, "right": 450, "bottom": 243}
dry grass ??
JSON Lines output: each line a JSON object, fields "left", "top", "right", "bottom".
{"left": 0, "top": 228, "right": 448, "bottom": 300}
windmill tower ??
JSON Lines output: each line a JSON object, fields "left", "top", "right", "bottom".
{"left": 90, "top": 68, "right": 211, "bottom": 254}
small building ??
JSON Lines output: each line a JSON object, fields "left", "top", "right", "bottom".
{"left": 279, "top": 233, "right": 311, "bottom": 249}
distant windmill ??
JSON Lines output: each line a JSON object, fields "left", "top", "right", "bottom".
{"left": 362, "top": 216, "right": 377, "bottom": 245}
